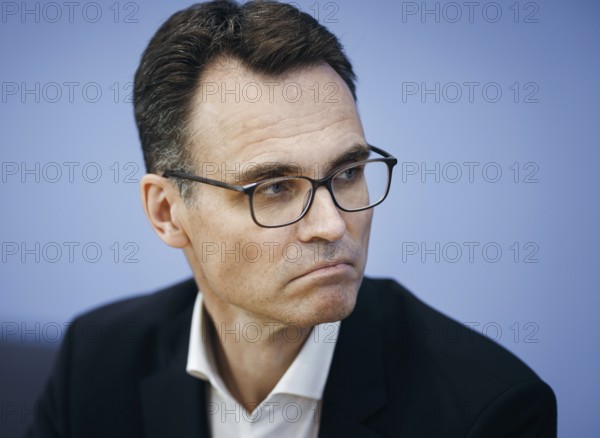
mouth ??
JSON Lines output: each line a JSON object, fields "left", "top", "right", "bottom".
{"left": 290, "top": 261, "right": 355, "bottom": 283}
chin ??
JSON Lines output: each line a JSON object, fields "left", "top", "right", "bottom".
{"left": 292, "top": 282, "right": 359, "bottom": 327}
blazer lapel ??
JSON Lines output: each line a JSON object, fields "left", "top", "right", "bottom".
{"left": 139, "top": 287, "right": 211, "bottom": 438}
{"left": 319, "top": 280, "right": 388, "bottom": 437}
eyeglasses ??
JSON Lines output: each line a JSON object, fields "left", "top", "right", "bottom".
{"left": 163, "top": 145, "right": 397, "bottom": 228}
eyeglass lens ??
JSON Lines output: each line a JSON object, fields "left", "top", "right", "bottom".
{"left": 251, "top": 161, "right": 390, "bottom": 226}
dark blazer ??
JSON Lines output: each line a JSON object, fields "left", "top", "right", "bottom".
{"left": 26, "top": 277, "right": 557, "bottom": 437}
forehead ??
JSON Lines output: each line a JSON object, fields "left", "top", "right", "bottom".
{"left": 187, "top": 57, "right": 366, "bottom": 170}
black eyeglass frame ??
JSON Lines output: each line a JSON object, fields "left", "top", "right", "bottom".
{"left": 163, "top": 145, "right": 398, "bottom": 228}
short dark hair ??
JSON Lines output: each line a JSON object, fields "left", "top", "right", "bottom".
{"left": 133, "top": 0, "right": 357, "bottom": 202}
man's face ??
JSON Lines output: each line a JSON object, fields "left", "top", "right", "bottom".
{"left": 179, "top": 58, "right": 373, "bottom": 328}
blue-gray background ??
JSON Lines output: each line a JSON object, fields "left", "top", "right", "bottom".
{"left": 1, "top": 0, "right": 598, "bottom": 436}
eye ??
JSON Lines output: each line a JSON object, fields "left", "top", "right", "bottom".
{"left": 257, "top": 180, "right": 292, "bottom": 196}
{"left": 337, "top": 165, "right": 364, "bottom": 181}
{"left": 262, "top": 182, "right": 283, "bottom": 194}
{"left": 341, "top": 168, "right": 356, "bottom": 179}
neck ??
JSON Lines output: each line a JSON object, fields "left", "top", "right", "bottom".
{"left": 202, "top": 298, "right": 311, "bottom": 413}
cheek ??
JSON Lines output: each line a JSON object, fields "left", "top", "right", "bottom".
{"left": 347, "top": 209, "right": 373, "bottom": 242}
{"left": 347, "top": 210, "right": 373, "bottom": 270}
{"left": 189, "top": 216, "right": 291, "bottom": 288}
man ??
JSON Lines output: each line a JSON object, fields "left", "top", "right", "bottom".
{"left": 27, "top": 1, "right": 557, "bottom": 437}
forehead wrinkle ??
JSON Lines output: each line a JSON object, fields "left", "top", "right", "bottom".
{"left": 226, "top": 106, "right": 358, "bottom": 154}
{"left": 237, "top": 117, "right": 355, "bottom": 154}
{"left": 189, "top": 108, "right": 361, "bottom": 168}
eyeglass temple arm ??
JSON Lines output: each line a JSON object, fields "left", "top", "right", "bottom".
{"left": 162, "top": 170, "right": 246, "bottom": 193}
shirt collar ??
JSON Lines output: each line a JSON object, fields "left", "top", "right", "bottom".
{"left": 186, "top": 291, "right": 340, "bottom": 401}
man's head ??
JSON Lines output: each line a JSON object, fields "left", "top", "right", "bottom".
{"left": 135, "top": 1, "right": 387, "bottom": 329}
{"left": 134, "top": 0, "right": 356, "bottom": 202}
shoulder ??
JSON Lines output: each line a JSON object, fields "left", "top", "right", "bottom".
{"left": 356, "top": 277, "right": 557, "bottom": 435}
{"left": 64, "top": 277, "right": 198, "bottom": 357}
{"left": 25, "top": 278, "right": 200, "bottom": 436}
{"left": 359, "top": 276, "right": 541, "bottom": 383}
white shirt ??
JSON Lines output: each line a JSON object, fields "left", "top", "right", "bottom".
{"left": 186, "top": 292, "right": 340, "bottom": 438}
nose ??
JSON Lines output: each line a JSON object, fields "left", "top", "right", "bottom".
{"left": 296, "top": 186, "right": 346, "bottom": 242}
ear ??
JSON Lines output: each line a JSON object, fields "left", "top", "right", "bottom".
{"left": 140, "top": 173, "right": 190, "bottom": 248}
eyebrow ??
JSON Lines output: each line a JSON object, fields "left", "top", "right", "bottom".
{"left": 323, "top": 143, "right": 371, "bottom": 175}
{"left": 239, "top": 143, "right": 371, "bottom": 184}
